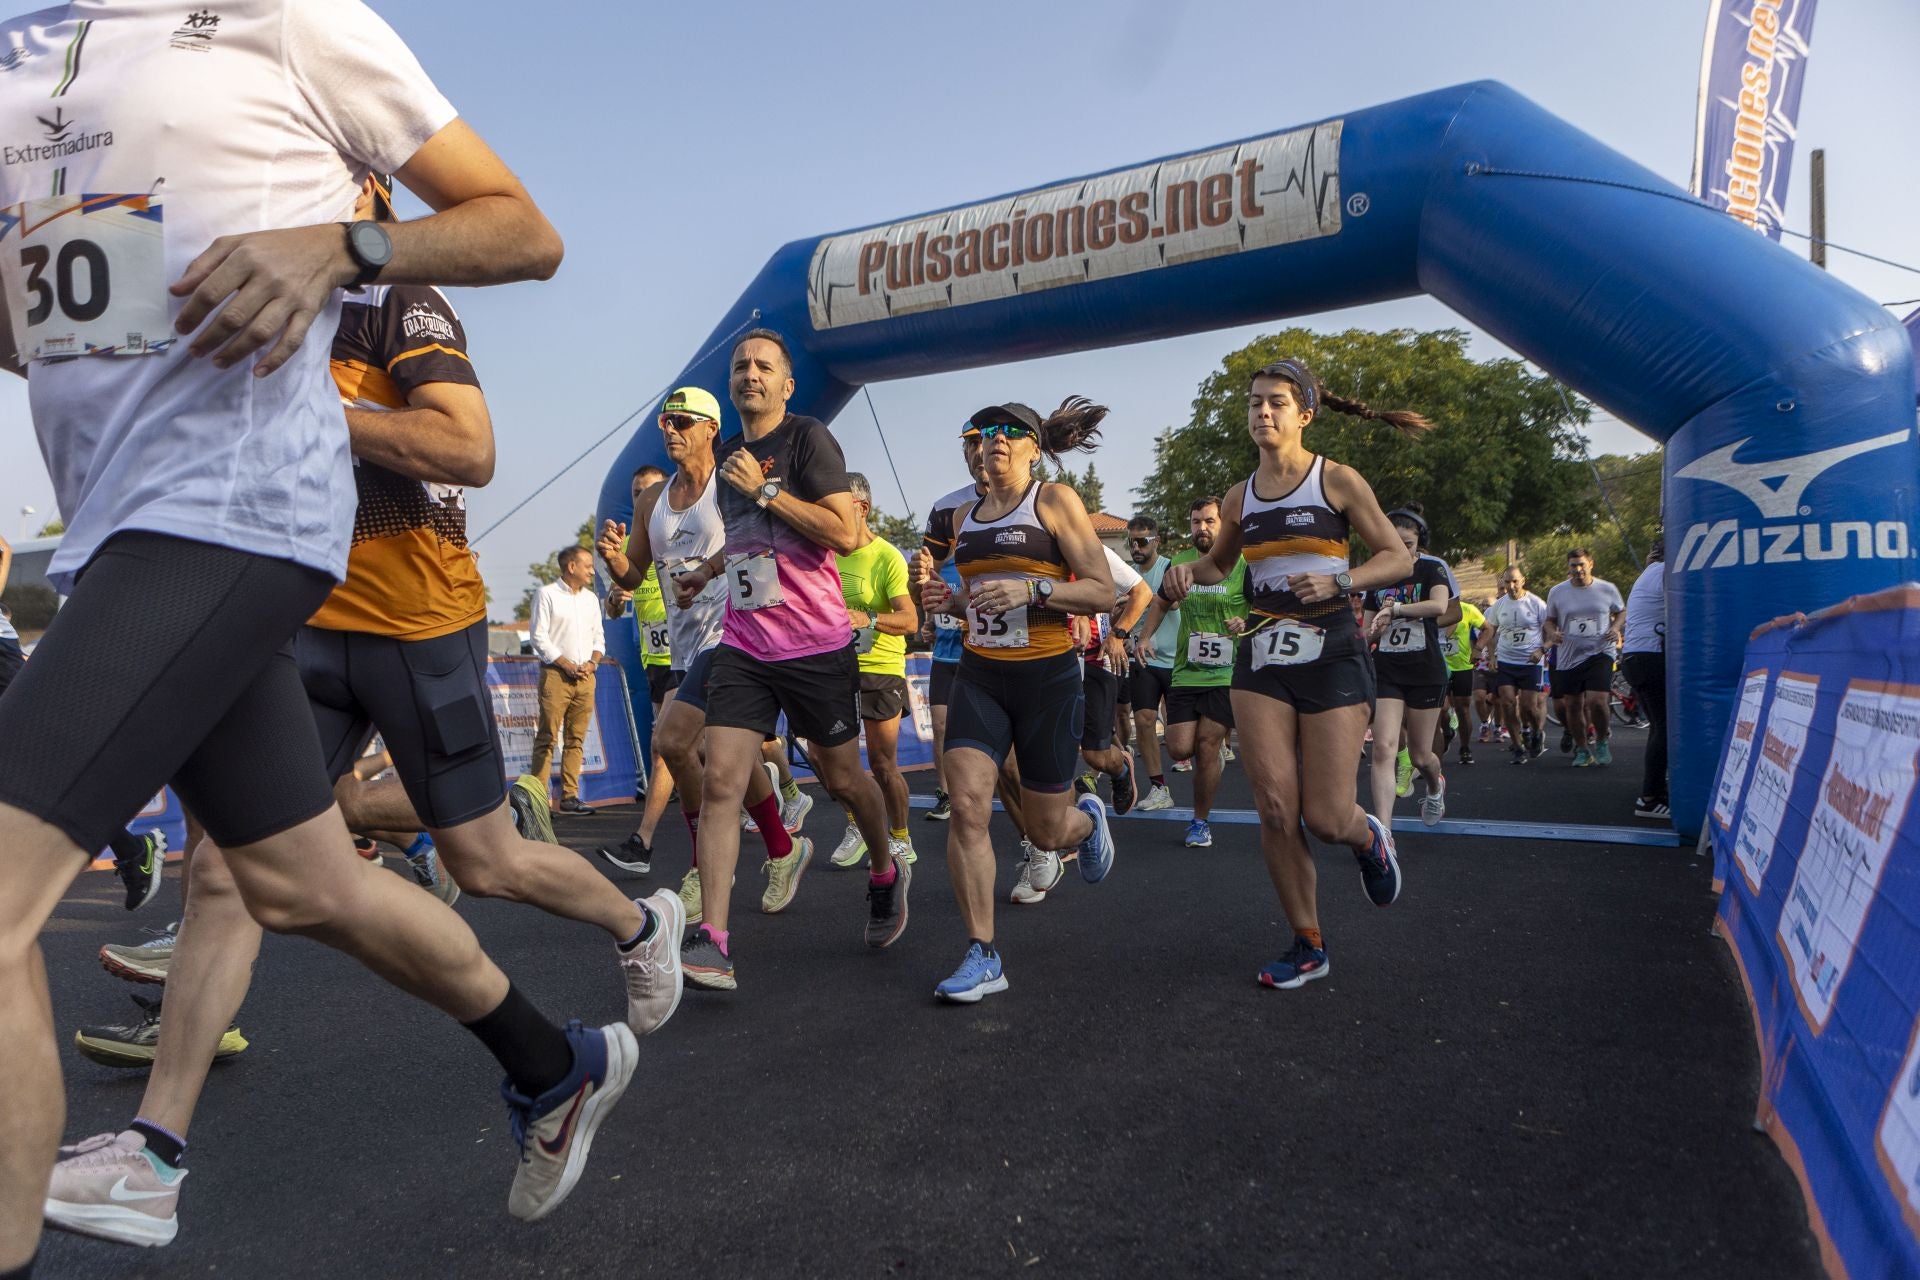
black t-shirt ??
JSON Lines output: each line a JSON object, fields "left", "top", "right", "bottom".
{"left": 1365, "top": 556, "right": 1449, "bottom": 686}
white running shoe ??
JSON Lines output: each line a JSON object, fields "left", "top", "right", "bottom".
{"left": 620, "top": 891, "right": 685, "bottom": 1036}
{"left": 1419, "top": 775, "right": 1448, "bottom": 827}
{"left": 829, "top": 822, "right": 868, "bottom": 869}
{"left": 1136, "top": 784, "right": 1174, "bottom": 812}
{"left": 889, "top": 834, "right": 917, "bottom": 866}
{"left": 780, "top": 787, "right": 814, "bottom": 834}
{"left": 44, "top": 1130, "right": 184, "bottom": 1246}
{"left": 1011, "top": 842, "right": 1063, "bottom": 904}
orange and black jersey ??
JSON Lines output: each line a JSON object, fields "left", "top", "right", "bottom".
{"left": 1240, "top": 456, "right": 1351, "bottom": 623}
{"left": 952, "top": 481, "right": 1072, "bottom": 660}
{"left": 922, "top": 481, "right": 983, "bottom": 564}
{"left": 309, "top": 285, "right": 486, "bottom": 641}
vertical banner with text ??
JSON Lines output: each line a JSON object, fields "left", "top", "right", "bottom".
{"left": 1690, "top": 0, "right": 1819, "bottom": 239}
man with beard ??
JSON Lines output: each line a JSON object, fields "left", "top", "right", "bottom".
{"left": 1124, "top": 516, "right": 1178, "bottom": 811}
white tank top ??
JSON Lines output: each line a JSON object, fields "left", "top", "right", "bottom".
{"left": 647, "top": 470, "right": 727, "bottom": 670}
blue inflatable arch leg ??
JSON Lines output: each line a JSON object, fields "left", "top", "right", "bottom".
{"left": 602, "top": 80, "right": 1916, "bottom": 834}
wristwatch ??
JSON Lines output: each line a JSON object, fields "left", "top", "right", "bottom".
{"left": 344, "top": 219, "right": 392, "bottom": 288}
{"left": 1333, "top": 571, "right": 1353, "bottom": 592}
{"left": 1033, "top": 578, "right": 1055, "bottom": 608}
{"left": 1112, "top": 623, "right": 1132, "bottom": 640}
{"left": 756, "top": 480, "right": 781, "bottom": 509}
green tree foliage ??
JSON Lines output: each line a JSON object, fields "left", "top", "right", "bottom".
{"left": 1050, "top": 461, "right": 1105, "bottom": 514}
{"left": 514, "top": 516, "right": 594, "bottom": 621}
{"left": 1133, "top": 328, "right": 1599, "bottom": 563}
{"left": 1491, "top": 449, "right": 1662, "bottom": 590}
{"left": 34, "top": 518, "right": 63, "bottom": 537}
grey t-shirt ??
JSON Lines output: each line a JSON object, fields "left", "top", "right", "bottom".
{"left": 1546, "top": 578, "right": 1626, "bottom": 666}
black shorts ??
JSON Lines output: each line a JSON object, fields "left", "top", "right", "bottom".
{"left": 671, "top": 645, "right": 718, "bottom": 714}
{"left": 297, "top": 621, "right": 506, "bottom": 830}
{"left": 0, "top": 533, "right": 336, "bottom": 853}
{"left": 1447, "top": 669, "right": 1474, "bottom": 699}
{"left": 946, "top": 650, "right": 1083, "bottom": 792}
{"left": 1080, "top": 664, "right": 1120, "bottom": 751}
{"left": 1129, "top": 660, "right": 1173, "bottom": 712}
{"left": 1166, "top": 683, "right": 1234, "bottom": 728}
{"left": 859, "top": 672, "right": 908, "bottom": 721}
{"left": 1496, "top": 662, "right": 1546, "bottom": 692}
{"left": 1472, "top": 668, "right": 1496, "bottom": 694}
{"left": 929, "top": 659, "right": 958, "bottom": 708}
{"left": 1231, "top": 642, "right": 1374, "bottom": 716}
{"left": 705, "top": 642, "right": 862, "bottom": 747}
{"left": 646, "top": 664, "right": 681, "bottom": 706}
{"left": 1375, "top": 674, "right": 1445, "bottom": 710}
{"left": 0, "top": 633, "right": 23, "bottom": 697}
{"left": 1551, "top": 653, "right": 1616, "bottom": 698}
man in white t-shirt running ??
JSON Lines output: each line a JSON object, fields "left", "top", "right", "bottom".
{"left": 0, "top": 3, "right": 623, "bottom": 1262}
{"left": 1543, "top": 548, "right": 1626, "bottom": 769}
{"left": 1619, "top": 539, "right": 1668, "bottom": 817}
{"left": 1478, "top": 566, "right": 1551, "bottom": 764}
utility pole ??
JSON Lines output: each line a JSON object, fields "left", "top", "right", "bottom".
{"left": 1809, "top": 148, "right": 1827, "bottom": 269}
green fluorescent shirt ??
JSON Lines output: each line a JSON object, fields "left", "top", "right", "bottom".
{"left": 836, "top": 537, "right": 911, "bottom": 677}
{"left": 622, "top": 536, "right": 671, "bottom": 668}
{"left": 1443, "top": 599, "right": 1484, "bottom": 673}
{"left": 1170, "top": 549, "right": 1248, "bottom": 688}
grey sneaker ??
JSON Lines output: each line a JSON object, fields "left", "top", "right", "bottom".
{"left": 1136, "top": 784, "right": 1174, "bottom": 812}
{"left": 779, "top": 787, "right": 814, "bottom": 834}
{"left": 1010, "top": 843, "right": 1062, "bottom": 904}
{"left": 73, "top": 993, "right": 247, "bottom": 1069}
{"left": 828, "top": 822, "right": 868, "bottom": 869}
{"left": 44, "top": 1129, "right": 185, "bottom": 1246}
{"left": 503, "top": 1021, "right": 638, "bottom": 1221}
{"left": 761, "top": 837, "right": 814, "bottom": 914}
{"left": 1418, "top": 775, "right": 1447, "bottom": 827}
{"left": 682, "top": 926, "right": 736, "bottom": 991}
{"left": 406, "top": 842, "right": 461, "bottom": 907}
{"left": 100, "top": 922, "right": 177, "bottom": 985}
{"left": 620, "top": 891, "right": 686, "bottom": 1035}
{"left": 864, "top": 858, "right": 911, "bottom": 948}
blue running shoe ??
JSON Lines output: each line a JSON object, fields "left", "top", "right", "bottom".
{"left": 1075, "top": 793, "right": 1115, "bottom": 883}
{"left": 935, "top": 942, "right": 1007, "bottom": 1003}
{"left": 1356, "top": 813, "right": 1402, "bottom": 907}
{"left": 1258, "top": 936, "right": 1331, "bottom": 989}
{"left": 502, "top": 1020, "right": 638, "bottom": 1221}
{"left": 1183, "top": 819, "right": 1213, "bottom": 848}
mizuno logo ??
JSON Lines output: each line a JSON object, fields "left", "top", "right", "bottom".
{"left": 1673, "top": 429, "right": 1911, "bottom": 520}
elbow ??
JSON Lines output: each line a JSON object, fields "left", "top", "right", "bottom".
{"left": 525, "top": 221, "right": 564, "bottom": 281}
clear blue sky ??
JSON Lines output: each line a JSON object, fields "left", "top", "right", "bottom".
{"left": 4, "top": 0, "right": 1915, "bottom": 615}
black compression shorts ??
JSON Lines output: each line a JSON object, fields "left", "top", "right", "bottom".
{"left": 929, "top": 659, "right": 958, "bottom": 708}
{"left": 945, "top": 649, "right": 1083, "bottom": 792}
{"left": 1129, "top": 660, "right": 1172, "bottom": 712}
{"left": 1081, "top": 664, "right": 1120, "bottom": 751}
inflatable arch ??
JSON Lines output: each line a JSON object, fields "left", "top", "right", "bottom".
{"left": 600, "top": 79, "right": 1917, "bottom": 835}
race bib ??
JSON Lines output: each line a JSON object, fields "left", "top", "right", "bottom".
{"left": 1569, "top": 615, "right": 1602, "bottom": 638}
{"left": 669, "top": 559, "right": 727, "bottom": 607}
{"left": 1440, "top": 633, "right": 1459, "bottom": 657}
{"left": 853, "top": 624, "right": 878, "bottom": 655}
{"left": 1187, "top": 632, "right": 1232, "bottom": 667}
{"left": 4, "top": 194, "right": 171, "bottom": 359}
{"left": 1379, "top": 620, "right": 1426, "bottom": 654}
{"left": 726, "top": 553, "right": 784, "bottom": 610}
{"left": 932, "top": 611, "right": 966, "bottom": 632}
{"left": 1250, "top": 621, "right": 1325, "bottom": 669}
{"left": 966, "top": 604, "right": 1029, "bottom": 649}
{"left": 1504, "top": 627, "right": 1533, "bottom": 648}
{"left": 642, "top": 621, "right": 671, "bottom": 656}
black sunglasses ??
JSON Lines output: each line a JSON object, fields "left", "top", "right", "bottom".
{"left": 659, "top": 413, "right": 710, "bottom": 432}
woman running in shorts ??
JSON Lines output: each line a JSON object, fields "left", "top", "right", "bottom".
{"left": 1364, "top": 507, "right": 1452, "bottom": 832}
{"left": 917, "top": 398, "right": 1119, "bottom": 1003}
{"left": 1160, "top": 358, "right": 1429, "bottom": 990}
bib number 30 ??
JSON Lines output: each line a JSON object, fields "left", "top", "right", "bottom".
{"left": 1250, "top": 622, "right": 1326, "bottom": 669}
{"left": 727, "top": 553, "right": 784, "bottom": 610}
{"left": 5, "top": 194, "right": 171, "bottom": 359}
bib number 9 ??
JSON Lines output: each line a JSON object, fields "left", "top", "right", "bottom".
{"left": 727, "top": 553, "right": 784, "bottom": 610}
{"left": 1250, "top": 621, "right": 1325, "bottom": 669}
{"left": 1187, "top": 633, "right": 1231, "bottom": 667}
{"left": 966, "top": 604, "right": 1029, "bottom": 649}
{"left": 1379, "top": 621, "right": 1425, "bottom": 654}
{"left": 1570, "top": 616, "right": 1600, "bottom": 637}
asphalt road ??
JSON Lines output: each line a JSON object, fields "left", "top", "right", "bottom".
{"left": 36, "top": 723, "right": 1823, "bottom": 1279}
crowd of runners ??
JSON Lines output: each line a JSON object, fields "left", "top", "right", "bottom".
{"left": 0, "top": 1, "right": 1670, "bottom": 1272}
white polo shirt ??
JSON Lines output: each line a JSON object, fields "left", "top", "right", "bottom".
{"left": 529, "top": 580, "right": 606, "bottom": 668}
{"left": 0, "top": 0, "right": 455, "bottom": 592}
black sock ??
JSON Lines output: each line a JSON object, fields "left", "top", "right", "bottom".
{"left": 617, "top": 901, "right": 656, "bottom": 951}
{"left": 0, "top": 1249, "right": 35, "bottom": 1280}
{"left": 106, "top": 829, "right": 144, "bottom": 866}
{"left": 463, "top": 984, "right": 575, "bottom": 1099}
{"left": 130, "top": 1118, "right": 186, "bottom": 1168}
{"left": 971, "top": 937, "right": 997, "bottom": 958}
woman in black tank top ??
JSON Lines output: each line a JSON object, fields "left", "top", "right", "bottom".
{"left": 1159, "top": 358, "right": 1433, "bottom": 990}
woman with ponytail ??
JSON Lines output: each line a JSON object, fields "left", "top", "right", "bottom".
{"left": 1160, "top": 358, "right": 1430, "bottom": 990}
{"left": 915, "top": 397, "right": 1119, "bottom": 1003}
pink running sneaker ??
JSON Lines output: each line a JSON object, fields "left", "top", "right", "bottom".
{"left": 44, "top": 1130, "right": 185, "bottom": 1246}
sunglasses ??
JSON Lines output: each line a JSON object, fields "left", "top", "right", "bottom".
{"left": 966, "top": 423, "right": 1037, "bottom": 441}
{"left": 659, "top": 413, "right": 711, "bottom": 432}
{"left": 1128, "top": 536, "right": 1156, "bottom": 547}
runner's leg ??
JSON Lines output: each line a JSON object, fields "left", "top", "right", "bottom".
{"left": 944, "top": 748, "right": 1001, "bottom": 943}
{"left": 1229, "top": 692, "right": 1315, "bottom": 935}
{"left": 865, "top": 714, "right": 910, "bottom": 834}
{"left": 1369, "top": 698, "right": 1409, "bottom": 822}
{"left": 1192, "top": 717, "right": 1227, "bottom": 821}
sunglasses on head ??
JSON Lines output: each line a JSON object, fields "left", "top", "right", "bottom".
{"left": 967, "top": 422, "right": 1036, "bottom": 441}
{"left": 659, "top": 413, "right": 709, "bottom": 432}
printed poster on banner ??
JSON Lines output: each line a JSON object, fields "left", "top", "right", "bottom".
{"left": 1734, "top": 670, "right": 1817, "bottom": 892}
{"left": 488, "top": 681, "right": 607, "bottom": 780}
{"left": 1875, "top": 1013, "right": 1920, "bottom": 1237}
{"left": 1715, "top": 668, "right": 1771, "bottom": 832}
{"left": 1776, "top": 680, "right": 1920, "bottom": 1032}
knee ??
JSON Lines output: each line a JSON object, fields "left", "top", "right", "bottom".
{"left": 948, "top": 785, "right": 993, "bottom": 831}
{"left": 235, "top": 865, "right": 360, "bottom": 936}
{"left": 437, "top": 847, "right": 517, "bottom": 901}
{"left": 1300, "top": 801, "right": 1350, "bottom": 845}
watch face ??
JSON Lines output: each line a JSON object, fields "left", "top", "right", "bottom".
{"left": 350, "top": 220, "right": 393, "bottom": 267}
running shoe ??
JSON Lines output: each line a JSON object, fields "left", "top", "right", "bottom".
{"left": 1010, "top": 843, "right": 1062, "bottom": 904}
{"left": 115, "top": 830, "right": 166, "bottom": 913}
{"left": 405, "top": 838, "right": 460, "bottom": 908}
{"left": 100, "top": 922, "right": 177, "bottom": 985}
{"left": 1510, "top": 748, "right": 1529, "bottom": 765}
{"left": 1571, "top": 747, "right": 1592, "bottom": 768}
{"left": 1394, "top": 749, "right": 1415, "bottom": 798}
{"left": 780, "top": 786, "right": 814, "bottom": 834}
{"left": 681, "top": 926, "right": 735, "bottom": 991}
{"left": 1222, "top": 743, "right": 1236, "bottom": 763}
{"left": 73, "top": 993, "right": 247, "bottom": 1070}
{"left": 555, "top": 796, "right": 593, "bottom": 816}
{"left": 924, "top": 790, "right": 952, "bottom": 822}
{"left": 510, "top": 776, "right": 559, "bottom": 844}
{"left": 43, "top": 1130, "right": 185, "bottom": 1247}
{"left": 1074, "top": 771, "right": 1098, "bottom": 798}
{"left": 865, "top": 858, "right": 911, "bottom": 948}
{"left": 596, "top": 833, "right": 652, "bottom": 876}
{"left": 1594, "top": 739, "right": 1613, "bottom": 766}
{"left": 934, "top": 941, "right": 1007, "bottom": 1004}
{"left": 1110, "top": 752, "right": 1137, "bottom": 816}
{"left": 678, "top": 866, "right": 703, "bottom": 926}
{"left": 1170, "top": 757, "right": 1192, "bottom": 773}
{"left": 829, "top": 822, "right": 868, "bottom": 869}
{"left": 1459, "top": 746, "right": 1474, "bottom": 766}
{"left": 889, "top": 834, "right": 917, "bottom": 866}
{"left": 1356, "top": 814, "right": 1402, "bottom": 907}
{"left": 1528, "top": 729, "right": 1546, "bottom": 759}
{"left": 1559, "top": 730, "right": 1574, "bottom": 754}
{"left": 1075, "top": 793, "right": 1115, "bottom": 884}
{"left": 1419, "top": 776, "right": 1447, "bottom": 827}
{"left": 1476, "top": 723, "right": 1493, "bottom": 744}
{"left": 619, "top": 891, "right": 685, "bottom": 1036}
{"left": 760, "top": 836, "right": 814, "bottom": 913}
{"left": 503, "top": 1020, "right": 638, "bottom": 1221}
{"left": 1184, "top": 819, "right": 1213, "bottom": 848}
{"left": 1136, "top": 784, "right": 1174, "bottom": 812}
{"left": 1634, "top": 797, "right": 1672, "bottom": 820}
{"left": 1257, "top": 936, "right": 1331, "bottom": 990}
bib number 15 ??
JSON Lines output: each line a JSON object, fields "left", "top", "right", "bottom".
{"left": 1250, "top": 622, "right": 1326, "bottom": 669}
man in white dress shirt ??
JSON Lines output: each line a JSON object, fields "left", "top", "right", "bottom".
{"left": 529, "top": 545, "right": 607, "bottom": 813}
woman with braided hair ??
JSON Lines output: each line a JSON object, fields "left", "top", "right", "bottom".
{"left": 1160, "top": 358, "right": 1432, "bottom": 990}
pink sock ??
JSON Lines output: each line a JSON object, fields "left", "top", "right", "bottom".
{"left": 870, "top": 862, "right": 897, "bottom": 887}
{"left": 749, "top": 794, "right": 793, "bottom": 858}
{"left": 699, "top": 924, "right": 729, "bottom": 954}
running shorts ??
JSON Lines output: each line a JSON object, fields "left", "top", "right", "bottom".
{"left": 1080, "top": 664, "right": 1120, "bottom": 751}
{"left": 1447, "top": 669, "right": 1475, "bottom": 700}
{"left": 859, "top": 672, "right": 908, "bottom": 721}
{"left": 705, "top": 642, "right": 862, "bottom": 747}
{"left": 1166, "top": 684, "right": 1234, "bottom": 728}
{"left": 1128, "top": 660, "right": 1173, "bottom": 712}
{"left": 1231, "top": 635, "right": 1373, "bottom": 716}
{"left": 297, "top": 621, "right": 507, "bottom": 830}
{"left": 672, "top": 644, "right": 719, "bottom": 714}
{"left": 1375, "top": 674, "right": 1445, "bottom": 710}
{"left": 1472, "top": 668, "right": 1496, "bottom": 694}
{"left": 1551, "top": 653, "right": 1615, "bottom": 699}
{"left": 0, "top": 533, "right": 336, "bottom": 852}
{"left": 0, "top": 634, "right": 23, "bottom": 697}
{"left": 946, "top": 649, "right": 1083, "bottom": 792}
{"left": 1495, "top": 662, "right": 1547, "bottom": 692}
{"left": 928, "top": 659, "right": 958, "bottom": 708}
{"left": 647, "top": 665, "right": 683, "bottom": 706}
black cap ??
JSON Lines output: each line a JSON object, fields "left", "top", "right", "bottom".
{"left": 964, "top": 402, "right": 1043, "bottom": 435}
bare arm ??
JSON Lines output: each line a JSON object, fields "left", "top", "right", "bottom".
{"left": 1036, "top": 485, "right": 1115, "bottom": 616}
{"left": 344, "top": 380, "right": 493, "bottom": 488}
{"left": 860, "top": 593, "right": 918, "bottom": 637}
{"left": 1324, "top": 464, "right": 1412, "bottom": 597}
{"left": 1384, "top": 582, "right": 1452, "bottom": 620}
{"left": 597, "top": 485, "right": 663, "bottom": 590}
{"left": 0, "top": 533, "right": 11, "bottom": 597}
{"left": 1161, "top": 483, "right": 1246, "bottom": 602}
{"left": 715, "top": 449, "right": 862, "bottom": 554}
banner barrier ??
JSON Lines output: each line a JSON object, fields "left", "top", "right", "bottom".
{"left": 1689, "top": 0, "right": 1819, "bottom": 238}
{"left": 1707, "top": 585, "right": 1920, "bottom": 1279}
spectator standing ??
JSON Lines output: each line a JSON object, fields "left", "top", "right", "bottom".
{"left": 529, "top": 545, "right": 606, "bottom": 813}
{"left": 1621, "top": 539, "right": 1668, "bottom": 819}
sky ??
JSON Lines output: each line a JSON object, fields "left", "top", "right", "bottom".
{"left": 4, "top": 0, "right": 1915, "bottom": 616}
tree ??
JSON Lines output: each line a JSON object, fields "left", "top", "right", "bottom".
{"left": 34, "top": 518, "right": 63, "bottom": 537}
{"left": 1489, "top": 449, "right": 1662, "bottom": 590}
{"left": 866, "top": 504, "right": 923, "bottom": 556}
{"left": 1133, "top": 328, "right": 1599, "bottom": 564}
{"left": 514, "top": 516, "right": 594, "bottom": 621}
{"left": 1052, "top": 461, "right": 1105, "bottom": 515}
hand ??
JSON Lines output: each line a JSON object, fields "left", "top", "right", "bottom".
{"left": 596, "top": 520, "right": 628, "bottom": 565}
{"left": 720, "top": 449, "right": 765, "bottom": 497}
{"left": 1291, "top": 572, "right": 1338, "bottom": 605}
{"left": 1224, "top": 616, "right": 1246, "bottom": 636}
{"left": 581, "top": 660, "right": 597, "bottom": 677}
{"left": 1367, "top": 610, "right": 1390, "bottom": 639}
{"left": 607, "top": 586, "right": 632, "bottom": 612}
{"left": 171, "top": 223, "right": 359, "bottom": 377}
{"left": 556, "top": 658, "right": 578, "bottom": 678}
{"left": 968, "top": 578, "right": 1028, "bottom": 614}
{"left": 912, "top": 547, "right": 935, "bottom": 588}
{"left": 1158, "top": 561, "right": 1194, "bottom": 604}
{"left": 919, "top": 619, "right": 934, "bottom": 643}
{"left": 1530, "top": 647, "right": 1545, "bottom": 663}
{"left": 919, "top": 575, "right": 954, "bottom": 614}
{"left": 1102, "top": 636, "right": 1129, "bottom": 673}
{"left": 1129, "top": 633, "right": 1149, "bottom": 663}
{"left": 849, "top": 609, "right": 872, "bottom": 631}
{"left": 672, "top": 564, "right": 712, "bottom": 608}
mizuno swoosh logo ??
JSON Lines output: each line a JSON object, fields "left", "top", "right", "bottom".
{"left": 1673, "top": 429, "right": 1911, "bottom": 520}
{"left": 537, "top": 1082, "right": 590, "bottom": 1156}
{"left": 109, "top": 1176, "right": 176, "bottom": 1202}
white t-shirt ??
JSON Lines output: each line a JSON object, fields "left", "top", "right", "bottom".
{"left": 1, "top": 0, "right": 456, "bottom": 592}
{"left": 1622, "top": 561, "right": 1666, "bottom": 656}
{"left": 1546, "top": 577, "right": 1626, "bottom": 666}
{"left": 1485, "top": 592, "right": 1548, "bottom": 666}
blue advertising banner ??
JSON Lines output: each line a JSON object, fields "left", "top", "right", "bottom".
{"left": 484, "top": 656, "right": 642, "bottom": 808}
{"left": 1690, "top": 0, "right": 1819, "bottom": 239}
{"left": 1708, "top": 587, "right": 1920, "bottom": 1278}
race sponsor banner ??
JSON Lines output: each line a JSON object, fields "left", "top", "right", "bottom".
{"left": 1689, "top": 0, "right": 1819, "bottom": 239}
{"left": 484, "top": 656, "right": 641, "bottom": 808}
{"left": 807, "top": 122, "right": 1342, "bottom": 331}
{"left": 1708, "top": 587, "right": 1920, "bottom": 1276}
{"left": 787, "top": 652, "right": 937, "bottom": 780}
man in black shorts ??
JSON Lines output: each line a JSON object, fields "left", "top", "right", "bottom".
{"left": 1544, "top": 548, "right": 1626, "bottom": 769}
{"left": 1125, "top": 516, "right": 1178, "bottom": 811}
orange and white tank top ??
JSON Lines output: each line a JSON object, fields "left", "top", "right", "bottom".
{"left": 1239, "top": 456, "right": 1350, "bottom": 622}
{"left": 952, "top": 481, "right": 1072, "bottom": 660}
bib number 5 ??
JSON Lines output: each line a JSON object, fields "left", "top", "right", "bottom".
{"left": 726, "top": 553, "right": 784, "bottom": 610}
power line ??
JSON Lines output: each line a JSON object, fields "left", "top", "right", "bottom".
{"left": 862, "top": 385, "right": 915, "bottom": 522}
